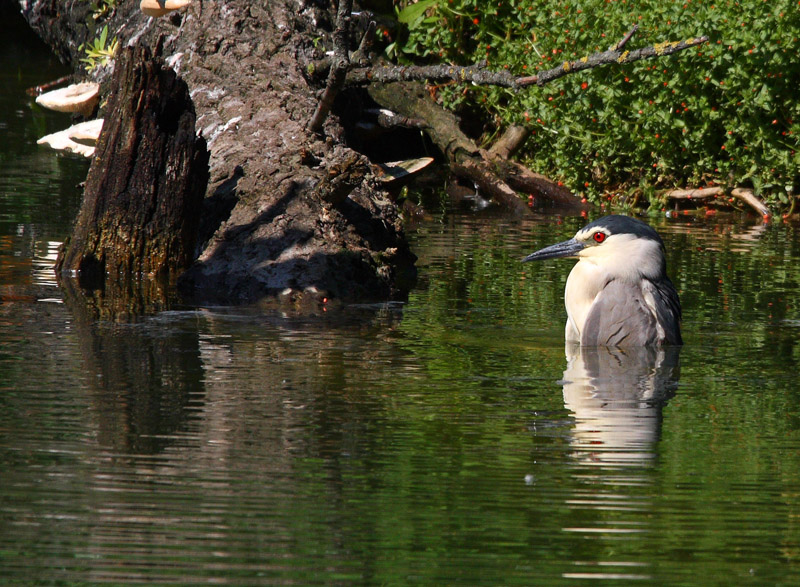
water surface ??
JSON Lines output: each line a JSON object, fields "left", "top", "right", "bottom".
{"left": 2, "top": 10, "right": 800, "bottom": 585}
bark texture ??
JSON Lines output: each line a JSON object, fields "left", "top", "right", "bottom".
{"left": 22, "top": 0, "right": 416, "bottom": 305}
{"left": 57, "top": 44, "right": 209, "bottom": 286}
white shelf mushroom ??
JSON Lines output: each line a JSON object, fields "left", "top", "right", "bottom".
{"left": 374, "top": 157, "right": 435, "bottom": 185}
{"left": 140, "top": 0, "right": 192, "bottom": 17}
{"left": 37, "top": 119, "right": 104, "bottom": 158}
{"left": 35, "top": 82, "right": 100, "bottom": 116}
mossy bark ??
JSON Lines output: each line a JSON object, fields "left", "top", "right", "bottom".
{"left": 57, "top": 45, "right": 209, "bottom": 287}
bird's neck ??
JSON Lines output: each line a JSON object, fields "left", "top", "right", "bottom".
{"left": 564, "top": 259, "right": 607, "bottom": 339}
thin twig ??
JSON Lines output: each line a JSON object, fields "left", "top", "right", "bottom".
{"left": 308, "top": 0, "right": 353, "bottom": 133}
{"left": 519, "top": 35, "right": 709, "bottom": 87}
{"left": 784, "top": 193, "right": 797, "bottom": 218}
{"left": 351, "top": 20, "right": 377, "bottom": 67}
{"left": 613, "top": 24, "right": 639, "bottom": 51}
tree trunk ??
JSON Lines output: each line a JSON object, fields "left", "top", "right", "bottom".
{"left": 56, "top": 44, "right": 209, "bottom": 287}
{"left": 22, "top": 0, "right": 416, "bottom": 305}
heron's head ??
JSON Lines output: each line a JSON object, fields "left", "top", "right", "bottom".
{"left": 522, "top": 215, "right": 668, "bottom": 282}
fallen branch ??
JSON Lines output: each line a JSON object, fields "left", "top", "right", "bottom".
{"left": 348, "top": 30, "right": 708, "bottom": 89}
{"left": 663, "top": 187, "right": 721, "bottom": 200}
{"left": 306, "top": 9, "right": 708, "bottom": 212}
{"left": 368, "top": 81, "right": 589, "bottom": 213}
{"left": 496, "top": 159, "right": 586, "bottom": 209}
{"left": 487, "top": 125, "right": 530, "bottom": 161}
{"left": 663, "top": 186, "right": 771, "bottom": 219}
{"left": 366, "top": 108, "right": 426, "bottom": 130}
{"left": 731, "top": 188, "right": 772, "bottom": 219}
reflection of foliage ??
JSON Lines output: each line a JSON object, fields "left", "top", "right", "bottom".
{"left": 79, "top": 25, "right": 118, "bottom": 72}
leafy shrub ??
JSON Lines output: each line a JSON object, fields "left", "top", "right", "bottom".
{"left": 392, "top": 0, "right": 800, "bottom": 208}
{"left": 79, "top": 24, "right": 118, "bottom": 72}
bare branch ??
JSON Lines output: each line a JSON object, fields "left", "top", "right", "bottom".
{"left": 731, "top": 188, "right": 771, "bottom": 219}
{"left": 452, "top": 159, "right": 529, "bottom": 216}
{"left": 487, "top": 125, "right": 530, "bottom": 160}
{"left": 348, "top": 62, "right": 518, "bottom": 88}
{"left": 519, "top": 35, "right": 708, "bottom": 87}
{"left": 308, "top": 0, "right": 353, "bottom": 133}
{"left": 498, "top": 159, "right": 589, "bottom": 210}
{"left": 347, "top": 35, "right": 708, "bottom": 89}
{"left": 662, "top": 187, "right": 722, "bottom": 200}
{"left": 365, "top": 108, "right": 426, "bottom": 130}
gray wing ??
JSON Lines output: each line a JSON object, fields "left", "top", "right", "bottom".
{"left": 581, "top": 280, "right": 661, "bottom": 347}
{"left": 642, "top": 277, "right": 682, "bottom": 345}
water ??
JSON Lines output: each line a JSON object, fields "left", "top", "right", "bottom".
{"left": 3, "top": 11, "right": 800, "bottom": 585}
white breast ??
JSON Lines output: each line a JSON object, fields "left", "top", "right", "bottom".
{"left": 564, "top": 259, "right": 606, "bottom": 342}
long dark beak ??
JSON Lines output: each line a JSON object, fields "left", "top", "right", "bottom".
{"left": 521, "top": 238, "right": 585, "bottom": 262}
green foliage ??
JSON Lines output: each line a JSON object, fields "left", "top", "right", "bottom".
{"left": 392, "top": 0, "right": 800, "bottom": 208}
{"left": 79, "top": 24, "right": 118, "bottom": 72}
{"left": 90, "top": 0, "right": 118, "bottom": 21}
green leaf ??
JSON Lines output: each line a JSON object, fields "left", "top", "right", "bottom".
{"left": 397, "top": 0, "right": 438, "bottom": 25}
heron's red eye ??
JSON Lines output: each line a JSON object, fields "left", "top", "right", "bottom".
{"left": 593, "top": 232, "right": 606, "bottom": 243}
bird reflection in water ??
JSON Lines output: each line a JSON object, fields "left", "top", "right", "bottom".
{"left": 560, "top": 343, "right": 681, "bottom": 467}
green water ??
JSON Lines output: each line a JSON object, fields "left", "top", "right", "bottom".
{"left": 2, "top": 9, "right": 800, "bottom": 585}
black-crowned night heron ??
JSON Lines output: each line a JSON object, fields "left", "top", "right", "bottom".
{"left": 522, "top": 215, "right": 682, "bottom": 347}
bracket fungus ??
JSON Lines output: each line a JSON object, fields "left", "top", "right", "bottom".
{"left": 35, "top": 82, "right": 100, "bottom": 116}
{"left": 37, "top": 119, "right": 104, "bottom": 158}
{"left": 140, "top": 0, "right": 192, "bottom": 17}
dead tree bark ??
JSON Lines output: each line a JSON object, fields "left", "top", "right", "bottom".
{"left": 56, "top": 45, "right": 209, "bottom": 288}
{"left": 24, "top": 0, "right": 416, "bottom": 307}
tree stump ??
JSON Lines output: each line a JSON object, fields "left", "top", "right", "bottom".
{"left": 56, "top": 45, "right": 209, "bottom": 287}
